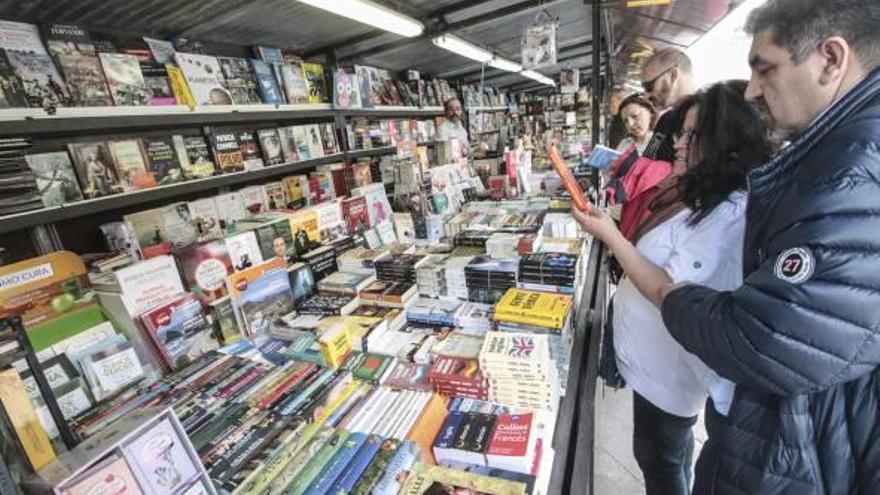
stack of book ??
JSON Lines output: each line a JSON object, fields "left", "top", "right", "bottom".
{"left": 454, "top": 302, "right": 494, "bottom": 337}
{"left": 302, "top": 245, "right": 339, "bottom": 281}
{"left": 374, "top": 253, "right": 427, "bottom": 283}
{"left": 517, "top": 252, "right": 579, "bottom": 294}
{"left": 415, "top": 255, "right": 448, "bottom": 298}
{"left": 337, "top": 247, "right": 390, "bottom": 274}
{"left": 479, "top": 332, "right": 559, "bottom": 411}
{"left": 465, "top": 256, "right": 519, "bottom": 305}
{"left": 486, "top": 232, "right": 523, "bottom": 259}
{"left": 406, "top": 297, "right": 461, "bottom": 327}
{"left": 358, "top": 280, "right": 418, "bottom": 308}
{"left": 0, "top": 138, "right": 41, "bottom": 215}
{"left": 317, "top": 270, "right": 376, "bottom": 296}
{"left": 444, "top": 256, "right": 474, "bottom": 301}
{"left": 429, "top": 356, "right": 489, "bottom": 400}
{"left": 432, "top": 397, "right": 508, "bottom": 468}
{"left": 542, "top": 213, "right": 581, "bottom": 238}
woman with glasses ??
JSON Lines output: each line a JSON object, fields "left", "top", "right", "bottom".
{"left": 616, "top": 94, "right": 658, "bottom": 155}
{"left": 573, "top": 80, "right": 772, "bottom": 495}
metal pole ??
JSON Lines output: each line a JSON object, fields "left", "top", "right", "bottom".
{"left": 591, "top": 0, "right": 602, "bottom": 149}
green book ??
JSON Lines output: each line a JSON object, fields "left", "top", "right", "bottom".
{"left": 352, "top": 353, "right": 394, "bottom": 383}
{"left": 26, "top": 305, "right": 107, "bottom": 352}
{"left": 351, "top": 438, "right": 401, "bottom": 495}
{"left": 284, "top": 429, "right": 348, "bottom": 495}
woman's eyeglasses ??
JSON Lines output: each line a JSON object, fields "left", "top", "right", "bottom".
{"left": 641, "top": 66, "right": 676, "bottom": 93}
{"left": 674, "top": 129, "right": 698, "bottom": 144}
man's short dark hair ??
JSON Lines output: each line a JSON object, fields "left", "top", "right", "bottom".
{"left": 746, "top": 0, "right": 880, "bottom": 70}
{"left": 645, "top": 48, "right": 693, "bottom": 75}
{"left": 443, "top": 97, "right": 460, "bottom": 111}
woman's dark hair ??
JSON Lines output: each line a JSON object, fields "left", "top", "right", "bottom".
{"left": 677, "top": 80, "right": 772, "bottom": 225}
{"left": 618, "top": 93, "right": 658, "bottom": 129}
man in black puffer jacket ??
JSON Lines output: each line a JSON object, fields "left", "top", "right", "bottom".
{"left": 659, "top": 0, "right": 880, "bottom": 493}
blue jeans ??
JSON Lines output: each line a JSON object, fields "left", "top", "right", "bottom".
{"left": 633, "top": 392, "right": 699, "bottom": 495}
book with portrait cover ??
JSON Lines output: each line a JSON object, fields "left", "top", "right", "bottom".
{"left": 278, "top": 126, "right": 299, "bottom": 163}
{"left": 176, "top": 239, "right": 234, "bottom": 304}
{"left": 257, "top": 128, "right": 284, "bottom": 165}
{"left": 207, "top": 129, "right": 245, "bottom": 173}
{"left": 172, "top": 134, "right": 216, "bottom": 179}
{"left": 218, "top": 56, "right": 261, "bottom": 104}
{"left": 301, "top": 62, "right": 327, "bottom": 104}
{"left": 25, "top": 151, "right": 83, "bottom": 206}
{"left": 320, "top": 122, "right": 339, "bottom": 155}
{"left": 248, "top": 58, "right": 283, "bottom": 105}
{"left": 0, "top": 20, "right": 70, "bottom": 108}
{"left": 44, "top": 23, "right": 112, "bottom": 106}
{"left": 107, "top": 138, "right": 155, "bottom": 190}
{"left": 142, "top": 136, "right": 184, "bottom": 185}
{"left": 280, "top": 61, "right": 309, "bottom": 104}
{"left": 174, "top": 52, "right": 233, "bottom": 106}
{"left": 237, "top": 129, "right": 264, "bottom": 171}
{"left": 98, "top": 52, "right": 150, "bottom": 106}
{"left": 67, "top": 140, "right": 122, "bottom": 198}
{"left": 342, "top": 196, "right": 371, "bottom": 234}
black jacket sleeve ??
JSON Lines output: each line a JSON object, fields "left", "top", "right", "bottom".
{"left": 661, "top": 147, "right": 880, "bottom": 396}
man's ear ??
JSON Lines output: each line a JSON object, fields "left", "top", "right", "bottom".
{"left": 817, "top": 36, "right": 850, "bottom": 85}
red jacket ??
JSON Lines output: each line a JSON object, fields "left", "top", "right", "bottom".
{"left": 605, "top": 146, "right": 672, "bottom": 240}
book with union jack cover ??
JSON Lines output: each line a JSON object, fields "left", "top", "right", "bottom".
{"left": 478, "top": 332, "right": 553, "bottom": 374}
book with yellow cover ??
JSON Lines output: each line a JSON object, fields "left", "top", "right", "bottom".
{"left": 0, "top": 368, "right": 56, "bottom": 470}
{"left": 165, "top": 64, "right": 195, "bottom": 108}
{"left": 399, "top": 462, "right": 526, "bottom": 495}
{"left": 288, "top": 208, "right": 321, "bottom": 245}
{"left": 317, "top": 320, "right": 354, "bottom": 369}
{"left": 493, "top": 288, "right": 572, "bottom": 330}
{"left": 317, "top": 315, "right": 385, "bottom": 351}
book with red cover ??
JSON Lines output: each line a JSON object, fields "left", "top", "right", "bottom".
{"left": 486, "top": 413, "right": 537, "bottom": 474}
{"left": 548, "top": 146, "right": 591, "bottom": 211}
{"left": 342, "top": 196, "right": 371, "bottom": 234}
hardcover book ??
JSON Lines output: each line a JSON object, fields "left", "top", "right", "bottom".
{"left": 320, "top": 123, "right": 338, "bottom": 155}
{"left": 280, "top": 62, "right": 309, "bottom": 104}
{"left": 263, "top": 181, "right": 286, "bottom": 209}
{"left": 118, "top": 40, "right": 176, "bottom": 106}
{"left": 108, "top": 139, "right": 155, "bottom": 190}
{"left": 79, "top": 340, "right": 144, "bottom": 400}
{"left": 67, "top": 140, "right": 122, "bottom": 198}
{"left": 207, "top": 129, "right": 245, "bottom": 173}
{"left": 187, "top": 197, "right": 223, "bottom": 241}
{"left": 304, "top": 124, "right": 325, "bottom": 159}
{"left": 0, "top": 50, "right": 28, "bottom": 107}
{"left": 257, "top": 128, "right": 284, "bottom": 165}
{"left": 218, "top": 56, "right": 261, "bottom": 104}
{"left": 172, "top": 134, "right": 216, "bottom": 179}
{"left": 123, "top": 202, "right": 198, "bottom": 249}
{"left": 278, "top": 126, "right": 299, "bottom": 163}
{"left": 142, "top": 136, "right": 184, "bottom": 185}
{"left": 24, "top": 151, "right": 83, "bottom": 206}
{"left": 291, "top": 125, "right": 312, "bottom": 161}
{"left": 0, "top": 20, "right": 70, "bottom": 108}
{"left": 59, "top": 453, "right": 143, "bottom": 495}
{"left": 44, "top": 23, "right": 112, "bottom": 106}
{"left": 124, "top": 417, "right": 200, "bottom": 494}
{"left": 239, "top": 185, "right": 268, "bottom": 214}
{"left": 353, "top": 183, "right": 393, "bottom": 228}
{"left": 332, "top": 67, "right": 361, "bottom": 109}
{"left": 301, "top": 62, "right": 327, "bottom": 104}
{"left": 214, "top": 191, "right": 248, "bottom": 232}
{"left": 174, "top": 52, "right": 233, "bottom": 105}
{"left": 114, "top": 254, "right": 185, "bottom": 315}
{"left": 224, "top": 230, "right": 264, "bottom": 271}
{"left": 288, "top": 208, "right": 320, "bottom": 247}
{"left": 249, "top": 58, "right": 283, "bottom": 105}
{"left": 176, "top": 239, "right": 234, "bottom": 304}
{"left": 342, "top": 196, "right": 370, "bottom": 234}
{"left": 98, "top": 52, "right": 151, "bottom": 106}
{"left": 253, "top": 216, "right": 295, "bottom": 263}
{"left": 237, "top": 130, "right": 265, "bottom": 171}
{"left": 226, "top": 257, "right": 292, "bottom": 340}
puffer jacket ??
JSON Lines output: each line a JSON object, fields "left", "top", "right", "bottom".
{"left": 661, "top": 68, "right": 880, "bottom": 494}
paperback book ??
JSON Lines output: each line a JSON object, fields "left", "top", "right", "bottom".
{"left": 44, "top": 23, "right": 112, "bottom": 106}
{"left": 98, "top": 52, "right": 151, "bottom": 105}
{"left": 172, "top": 134, "right": 216, "bottom": 179}
{"left": 174, "top": 52, "right": 233, "bottom": 105}
{"left": 0, "top": 20, "right": 70, "bottom": 107}
{"left": 24, "top": 151, "right": 83, "bottom": 206}
{"left": 67, "top": 140, "right": 122, "bottom": 198}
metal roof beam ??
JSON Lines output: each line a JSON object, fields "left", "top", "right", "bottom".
{"left": 338, "top": 0, "right": 567, "bottom": 62}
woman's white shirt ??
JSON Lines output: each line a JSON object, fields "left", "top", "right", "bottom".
{"left": 612, "top": 191, "right": 746, "bottom": 417}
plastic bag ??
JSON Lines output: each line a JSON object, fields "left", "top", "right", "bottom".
{"left": 521, "top": 10, "right": 558, "bottom": 69}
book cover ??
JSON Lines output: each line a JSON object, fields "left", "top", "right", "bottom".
{"left": 301, "top": 62, "right": 327, "bottom": 104}
{"left": 372, "top": 441, "right": 420, "bottom": 495}
{"left": 254, "top": 216, "right": 295, "bottom": 263}
{"left": 0, "top": 20, "right": 70, "bottom": 108}
{"left": 288, "top": 262, "right": 317, "bottom": 306}
{"left": 0, "top": 368, "right": 55, "bottom": 470}
{"left": 332, "top": 433, "right": 383, "bottom": 494}
{"left": 284, "top": 430, "right": 348, "bottom": 495}
{"left": 187, "top": 197, "right": 223, "bottom": 241}
{"left": 114, "top": 254, "right": 185, "bottom": 315}
{"left": 60, "top": 453, "right": 143, "bottom": 495}
{"left": 257, "top": 128, "right": 284, "bottom": 166}
{"left": 98, "top": 52, "right": 150, "bottom": 106}
{"left": 317, "top": 271, "right": 374, "bottom": 296}
{"left": 165, "top": 63, "right": 195, "bottom": 107}
{"left": 352, "top": 353, "right": 395, "bottom": 383}
{"left": 226, "top": 257, "right": 292, "bottom": 340}
{"left": 207, "top": 129, "right": 245, "bottom": 173}
{"left": 332, "top": 66, "right": 361, "bottom": 109}
{"left": 291, "top": 125, "right": 312, "bottom": 161}
{"left": 142, "top": 136, "right": 184, "bottom": 185}
{"left": 218, "top": 56, "right": 261, "bottom": 104}
{"left": 304, "top": 124, "right": 324, "bottom": 159}
{"left": 320, "top": 123, "right": 338, "bottom": 155}
{"left": 399, "top": 462, "right": 527, "bottom": 495}
{"left": 108, "top": 138, "right": 155, "bottom": 190}
{"left": 176, "top": 239, "right": 234, "bottom": 304}
{"left": 174, "top": 52, "right": 233, "bottom": 105}
{"left": 79, "top": 340, "right": 144, "bottom": 400}
{"left": 278, "top": 126, "right": 299, "bottom": 163}
{"left": 353, "top": 183, "right": 392, "bottom": 227}
{"left": 214, "top": 191, "right": 248, "bottom": 232}
{"left": 249, "top": 58, "right": 282, "bottom": 104}
{"left": 24, "top": 151, "right": 83, "bottom": 206}
{"left": 123, "top": 202, "right": 198, "bottom": 249}
{"left": 493, "top": 289, "right": 572, "bottom": 329}
{"left": 67, "top": 140, "right": 122, "bottom": 198}
{"left": 172, "top": 134, "right": 216, "bottom": 179}
{"left": 124, "top": 417, "right": 200, "bottom": 494}
{"left": 240, "top": 185, "right": 268, "bottom": 214}
{"left": 342, "top": 196, "right": 370, "bottom": 234}
{"left": 224, "top": 230, "right": 264, "bottom": 272}
{"left": 44, "top": 23, "right": 112, "bottom": 107}
{"left": 306, "top": 432, "right": 367, "bottom": 494}
{"left": 0, "top": 50, "right": 27, "bottom": 107}
{"left": 237, "top": 129, "right": 265, "bottom": 171}
{"left": 144, "top": 37, "right": 174, "bottom": 64}
{"left": 289, "top": 208, "right": 320, "bottom": 248}
{"left": 138, "top": 292, "right": 213, "bottom": 370}
{"left": 263, "top": 181, "right": 286, "bottom": 209}
{"left": 317, "top": 321, "right": 354, "bottom": 369}
{"left": 280, "top": 61, "right": 308, "bottom": 104}
{"left": 311, "top": 199, "right": 346, "bottom": 241}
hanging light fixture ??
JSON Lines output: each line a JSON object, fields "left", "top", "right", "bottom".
{"left": 296, "top": 0, "right": 424, "bottom": 37}
{"left": 432, "top": 34, "right": 493, "bottom": 64}
{"left": 489, "top": 57, "right": 523, "bottom": 73}
{"left": 521, "top": 70, "right": 555, "bottom": 86}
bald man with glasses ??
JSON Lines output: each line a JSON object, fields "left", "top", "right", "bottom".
{"left": 639, "top": 48, "right": 697, "bottom": 163}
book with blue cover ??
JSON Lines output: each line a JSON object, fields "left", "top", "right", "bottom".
{"left": 330, "top": 433, "right": 383, "bottom": 493}
{"left": 372, "top": 441, "right": 422, "bottom": 495}
{"left": 249, "top": 58, "right": 282, "bottom": 105}
{"left": 305, "top": 431, "right": 367, "bottom": 495}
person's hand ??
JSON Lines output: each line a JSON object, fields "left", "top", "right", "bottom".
{"left": 570, "top": 205, "right": 620, "bottom": 242}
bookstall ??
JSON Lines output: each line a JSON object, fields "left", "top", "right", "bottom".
{"left": 0, "top": 1, "right": 616, "bottom": 494}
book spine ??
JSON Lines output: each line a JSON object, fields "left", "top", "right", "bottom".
{"left": 304, "top": 432, "right": 367, "bottom": 495}
{"left": 166, "top": 64, "right": 196, "bottom": 108}
{"left": 350, "top": 438, "right": 400, "bottom": 495}
{"left": 287, "top": 430, "right": 348, "bottom": 495}
{"left": 328, "top": 433, "right": 383, "bottom": 494}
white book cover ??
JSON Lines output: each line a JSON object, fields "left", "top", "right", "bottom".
{"left": 116, "top": 255, "right": 185, "bottom": 316}
{"left": 224, "top": 231, "right": 264, "bottom": 272}
{"left": 239, "top": 185, "right": 268, "bottom": 215}
{"left": 370, "top": 388, "right": 402, "bottom": 436}
{"left": 305, "top": 124, "right": 324, "bottom": 159}
{"left": 381, "top": 390, "right": 417, "bottom": 438}
{"left": 214, "top": 191, "right": 248, "bottom": 232}
{"left": 392, "top": 213, "right": 415, "bottom": 243}
{"left": 353, "top": 183, "right": 392, "bottom": 227}
{"left": 188, "top": 197, "right": 223, "bottom": 242}
{"left": 174, "top": 52, "right": 233, "bottom": 106}
{"left": 375, "top": 221, "right": 397, "bottom": 246}
{"left": 124, "top": 417, "right": 200, "bottom": 494}
{"left": 310, "top": 200, "right": 345, "bottom": 241}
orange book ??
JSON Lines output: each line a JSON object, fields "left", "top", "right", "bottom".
{"left": 406, "top": 393, "right": 448, "bottom": 465}
{"left": 548, "top": 146, "right": 591, "bottom": 212}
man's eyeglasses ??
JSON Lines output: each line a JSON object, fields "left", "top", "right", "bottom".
{"left": 641, "top": 66, "right": 676, "bottom": 93}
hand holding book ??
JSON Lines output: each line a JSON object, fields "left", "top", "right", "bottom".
{"left": 548, "top": 146, "right": 591, "bottom": 212}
